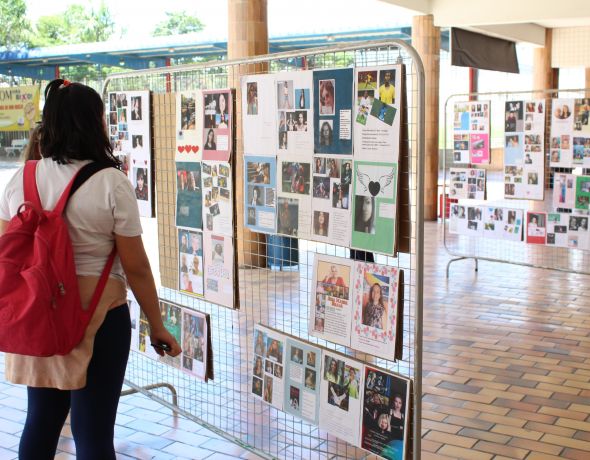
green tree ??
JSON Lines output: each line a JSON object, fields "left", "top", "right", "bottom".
{"left": 0, "top": 0, "right": 31, "bottom": 49}
{"left": 152, "top": 12, "right": 205, "bottom": 36}
{"left": 32, "top": 2, "right": 115, "bottom": 47}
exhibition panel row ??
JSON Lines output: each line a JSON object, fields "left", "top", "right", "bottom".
{"left": 104, "top": 39, "right": 423, "bottom": 460}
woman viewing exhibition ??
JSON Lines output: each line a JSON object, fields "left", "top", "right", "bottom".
{"left": 0, "top": 79, "right": 181, "bottom": 460}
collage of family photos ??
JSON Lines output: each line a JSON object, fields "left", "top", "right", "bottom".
{"left": 453, "top": 101, "right": 491, "bottom": 164}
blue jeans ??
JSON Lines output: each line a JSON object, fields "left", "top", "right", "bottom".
{"left": 19, "top": 304, "right": 131, "bottom": 460}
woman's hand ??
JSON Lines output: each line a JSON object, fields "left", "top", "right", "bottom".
{"left": 149, "top": 325, "right": 181, "bottom": 357}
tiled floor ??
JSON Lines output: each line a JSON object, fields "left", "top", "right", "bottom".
{"left": 1, "top": 221, "right": 589, "bottom": 459}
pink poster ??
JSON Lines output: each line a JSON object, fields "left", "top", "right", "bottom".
{"left": 470, "top": 133, "right": 489, "bottom": 164}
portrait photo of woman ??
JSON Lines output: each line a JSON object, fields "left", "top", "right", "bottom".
{"left": 362, "top": 283, "right": 387, "bottom": 330}
{"left": 313, "top": 210, "right": 329, "bottom": 237}
{"left": 354, "top": 195, "right": 375, "bottom": 234}
{"left": 134, "top": 168, "right": 148, "bottom": 201}
{"left": 319, "top": 120, "right": 333, "bottom": 146}
{"left": 319, "top": 79, "right": 335, "bottom": 115}
{"left": 204, "top": 128, "right": 217, "bottom": 150}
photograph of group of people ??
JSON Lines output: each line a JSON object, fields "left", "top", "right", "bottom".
{"left": 251, "top": 326, "right": 285, "bottom": 409}
{"left": 108, "top": 90, "right": 153, "bottom": 217}
{"left": 310, "top": 255, "right": 404, "bottom": 361}
{"left": 251, "top": 325, "right": 412, "bottom": 457}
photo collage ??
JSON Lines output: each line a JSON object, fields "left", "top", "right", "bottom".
{"left": 449, "top": 168, "right": 486, "bottom": 200}
{"left": 550, "top": 98, "right": 590, "bottom": 168}
{"left": 240, "top": 64, "right": 404, "bottom": 257}
{"left": 310, "top": 254, "right": 404, "bottom": 362}
{"left": 354, "top": 66, "right": 401, "bottom": 164}
{"left": 251, "top": 325, "right": 285, "bottom": 410}
{"left": 203, "top": 89, "right": 233, "bottom": 161}
{"left": 504, "top": 100, "right": 545, "bottom": 200}
{"left": 449, "top": 204, "right": 523, "bottom": 242}
{"left": 251, "top": 324, "right": 412, "bottom": 458}
{"left": 453, "top": 101, "right": 491, "bottom": 164}
{"left": 108, "top": 90, "right": 153, "bottom": 217}
{"left": 174, "top": 91, "right": 237, "bottom": 309}
{"left": 133, "top": 298, "right": 213, "bottom": 381}
{"left": 244, "top": 156, "right": 277, "bottom": 234}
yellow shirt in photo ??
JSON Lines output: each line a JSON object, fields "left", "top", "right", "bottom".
{"left": 379, "top": 84, "right": 395, "bottom": 104}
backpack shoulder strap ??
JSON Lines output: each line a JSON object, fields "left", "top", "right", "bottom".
{"left": 23, "top": 160, "right": 42, "bottom": 209}
{"left": 54, "top": 162, "right": 113, "bottom": 215}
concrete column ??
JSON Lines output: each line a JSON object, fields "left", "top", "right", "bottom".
{"left": 411, "top": 15, "right": 440, "bottom": 221}
{"left": 228, "top": 0, "right": 268, "bottom": 267}
{"left": 533, "top": 29, "right": 556, "bottom": 92}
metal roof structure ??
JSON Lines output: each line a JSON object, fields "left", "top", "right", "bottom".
{"left": 0, "top": 27, "right": 449, "bottom": 79}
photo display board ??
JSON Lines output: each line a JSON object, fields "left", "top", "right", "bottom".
{"left": 313, "top": 68, "right": 354, "bottom": 155}
{"left": 504, "top": 100, "right": 545, "bottom": 200}
{"left": 550, "top": 98, "right": 590, "bottom": 168}
{"left": 453, "top": 100, "right": 491, "bottom": 164}
{"left": 108, "top": 90, "right": 153, "bottom": 217}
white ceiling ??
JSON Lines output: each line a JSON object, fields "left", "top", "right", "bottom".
{"left": 378, "top": 0, "right": 590, "bottom": 45}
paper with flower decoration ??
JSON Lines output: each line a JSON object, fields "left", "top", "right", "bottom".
{"left": 350, "top": 262, "right": 403, "bottom": 361}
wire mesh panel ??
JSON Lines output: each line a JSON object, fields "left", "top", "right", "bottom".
{"left": 104, "top": 39, "right": 425, "bottom": 459}
{"left": 443, "top": 89, "right": 590, "bottom": 275}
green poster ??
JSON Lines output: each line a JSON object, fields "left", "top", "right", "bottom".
{"left": 351, "top": 161, "right": 397, "bottom": 255}
{"left": 575, "top": 176, "right": 590, "bottom": 210}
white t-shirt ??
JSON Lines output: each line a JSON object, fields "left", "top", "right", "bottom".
{"left": 0, "top": 159, "right": 143, "bottom": 281}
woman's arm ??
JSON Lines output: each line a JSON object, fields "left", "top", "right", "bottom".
{"left": 115, "top": 234, "right": 181, "bottom": 356}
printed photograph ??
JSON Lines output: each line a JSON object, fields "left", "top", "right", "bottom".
{"left": 282, "top": 162, "right": 310, "bottom": 194}
{"left": 319, "top": 79, "right": 335, "bottom": 115}
{"left": 316, "top": 261, "right": 350, "bottom": 299}
{"left": 361, "top": 272, "right": 390, "bottom": 330}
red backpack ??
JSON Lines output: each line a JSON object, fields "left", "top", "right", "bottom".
{"left": 0, "top": 160, "right": 116, "bottom": 357}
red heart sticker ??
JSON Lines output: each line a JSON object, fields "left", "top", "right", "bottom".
{"left": 191, "top": 145, "right": 199, "bottom": 153}
{"left": 178, "top": 146, "right": 185, "bottom": 153}
{"left": 184, "top": 145, "right": 191, "bottom": 152}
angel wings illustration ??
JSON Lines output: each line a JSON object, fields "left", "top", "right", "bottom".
{"left": 356, "top": 166, "right": 395, "bottom": 197}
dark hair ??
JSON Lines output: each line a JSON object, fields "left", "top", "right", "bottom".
{"left": 41, "top": 79, "right": 120, "bottom": 167}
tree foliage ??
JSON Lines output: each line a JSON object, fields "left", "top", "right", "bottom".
{"left": 0, "top": 0, "right": 31, "bottom": 49}
{"left": 32, "top": 2, "right": 115, "bottom": 47}
{"left": 152, "top": 12, "right": 205, "bottom": 36}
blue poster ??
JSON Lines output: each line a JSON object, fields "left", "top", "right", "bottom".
{"left": 313, "top": 68, "right": 354, "bottom": 155}
{"left": 244, "top": 155, "right": 277, "bottom": 234}
{"left": 176, "top": 161, "right": 202, "bottom": 230}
